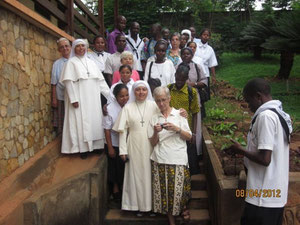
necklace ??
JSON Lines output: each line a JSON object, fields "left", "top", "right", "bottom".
{"left": 155, "top": 63, "right": 164, "bottom": 78}
{"left": 77, "top": 56, "right": 90, "bottom": 76}
{"left": 135, "top": 101, "right": 147, "bottom": 127}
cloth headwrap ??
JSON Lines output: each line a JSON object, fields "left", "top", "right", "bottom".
{"left": 128, "top": 80, "right": 153, "bottom": 103}
{"left": 70, "top": 39, "right": 88, "bottom": 58}
{"left": 181, "top": 29, "right": 192, "bottom": 42}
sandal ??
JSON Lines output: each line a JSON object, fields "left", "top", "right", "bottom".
{"left": 181, "top": 207, "right": 190, "bottom": 223}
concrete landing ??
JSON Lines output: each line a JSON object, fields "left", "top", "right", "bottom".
{"left": 0, "top": 137, "right": 107, "bottom": 225}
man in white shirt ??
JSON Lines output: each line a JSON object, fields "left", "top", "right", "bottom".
{"left": 104, "top": 35, "right": 127, "bottom": 86}
{"left": 189, "top": 26, "right": 201, "bottom": 44}
{"left": 225, "top": 78, "right": 292, "bottom": 225}
{"left": 126, "top": 22, "right": 145, "bottom": 79}
{"left": 51, "top": 37, "right": 71, "bottom": 134}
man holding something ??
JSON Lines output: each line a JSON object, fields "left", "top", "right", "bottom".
{"left": 225, "top": 78, "right": 292, "bottom": 225}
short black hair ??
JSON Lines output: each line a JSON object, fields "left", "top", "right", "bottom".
{"left": 199, "top": 28, "right": 211, "bottom": 36}
{"left": 187, "top": 41, "right": 197, "bottom": 47}
{"left": 154, "top": 39, "right": 168, "bottom": 50}
{"left": 113, "top": 83, "right": 128, "bottom": 98}
{"left": 93, "top": 35, "right": 105, "bottom": 44}
{"left": 180, "top": 47, "right": 193, "bottom": 57}
{"left": 115, "top": 34, "right": 126, "bottom": 43}
{"left": 243, "top": 78, "right": 271, "bottom": 97}
{"left": 176, "top": 62, "right": 190, "bottom": 80}
{"left": 119, "top": 64, "right": 132, "bottom": 73}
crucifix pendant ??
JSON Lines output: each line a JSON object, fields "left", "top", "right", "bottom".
{"left": 140, "top": 120, "right": 145, "bottom": 127}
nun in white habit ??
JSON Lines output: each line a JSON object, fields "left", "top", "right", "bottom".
{"left": 60, "top": 39, "right": 110, "bottom": 154}
{"left": 113, "top": 80, "right": 158, "bottom": 214}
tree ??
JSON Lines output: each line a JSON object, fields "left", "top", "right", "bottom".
{"left": 261, "top": 11, "right": 300, "bottom": 79}
{"left": 240, "top": 16, "right": 275, "bottom": 59}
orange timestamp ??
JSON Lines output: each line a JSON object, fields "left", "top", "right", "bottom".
{"left": 236, "top": 189, "right": 281, "bottom": 198}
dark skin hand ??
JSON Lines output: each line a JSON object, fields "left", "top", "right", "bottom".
{"left": 72, "top": 102, "right": 79, "bottom": 108}
{"left": 224, "top": 139, "right": 272, "bottom": 167}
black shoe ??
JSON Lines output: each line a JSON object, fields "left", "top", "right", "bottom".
{"left": 80, "top": 152, "right": 88, "bottom": 159}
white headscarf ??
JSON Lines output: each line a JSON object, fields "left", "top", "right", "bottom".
{"left": 70, "top": 39, "right": 88, "bottom": 58}
{"left": 128, "top": 80, "right": 153, "bottom": 103}
{"left": 181, "top": 29, "right": 192, "bottom": 42}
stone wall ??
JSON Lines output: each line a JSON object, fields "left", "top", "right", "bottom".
{"left": 0, "top": 7, "right": 60, "bottom": 180}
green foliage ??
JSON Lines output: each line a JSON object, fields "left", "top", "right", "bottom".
{"left": 240, "top": 17, "right": 275, "bottom": 48}
{"left": 209, "top": 32, "right": 224, "bottom": 61}
{"left": 262, "top": 11, "right": 300, "bottom": 52}
{"left": 210, "top": 122, "right": 237, "bottom": 136}
{"left": 217, "top": 52, "right": 300, "bottom": 118}
{"left": 220, "top": 135, "right": 247, "bottom": 150}
{"left": 207, "top": 107, "right": 227, "bottom": 120}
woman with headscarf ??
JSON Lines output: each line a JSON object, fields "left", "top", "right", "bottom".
{"left": 181, "top": 29, "right": 192, "bottom": 44}
{"left": 60, "top": 39, "right": 110, "bottom": 157}
{"left": 113, "top": 80, "right": 158, "bottom": 216}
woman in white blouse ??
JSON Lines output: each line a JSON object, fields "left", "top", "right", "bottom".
{"left": 148, "top": 86, "right": 192, "bottom": 225}
{"left": 144, "top": 40, "right": 175, "bottom": 92}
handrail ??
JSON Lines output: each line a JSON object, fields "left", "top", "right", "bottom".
{"left": 11, "top": 0, "right": 103, "bottom": 44}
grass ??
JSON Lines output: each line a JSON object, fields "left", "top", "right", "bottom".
{"left": 216, "top": 53, "right": 300, "bottom": 118}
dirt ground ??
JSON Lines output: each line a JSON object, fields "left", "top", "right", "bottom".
{"left": 206, "top": 80, "right": 300, "bottom": 175}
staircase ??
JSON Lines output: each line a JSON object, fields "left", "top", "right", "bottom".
{"left": 104, "top": 161, "right": 211, "bottom": 225}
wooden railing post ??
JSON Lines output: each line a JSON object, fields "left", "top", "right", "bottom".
{"left": 114, "top": 0, "right": 119, "bottom": 27}
{"left": 98, "top": 0, "right": 104, "bottom": 36}
{"left": 66, "top": 0, "right": 74, "bottom": 36}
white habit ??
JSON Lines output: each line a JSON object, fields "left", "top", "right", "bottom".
{"left": 113, "top": 100, "right": 158, "bottom": 211}
{"left": 60, "top": 56, "right": 110, "bottom": 154}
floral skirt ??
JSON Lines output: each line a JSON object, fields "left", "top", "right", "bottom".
{"left": 151, "top": 161, "right": 191, "bottom": 216}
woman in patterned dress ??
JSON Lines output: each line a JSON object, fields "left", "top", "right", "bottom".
{"left": 148, "top": 86, "right": 192, "bottom": 225}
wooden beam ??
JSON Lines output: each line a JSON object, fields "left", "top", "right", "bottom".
{"left": 74, "top": 0, "right": 99, "bottom": 26}
{"left": 114, "top": 0, "right": 119, "bottom": 27}
{"left": 66, "top": 0, "right": 74, "bottom": 35}
{"left": 34, "top": 0, "right": 66, "bottom": 22}
{"left": 74, "top": 10, "right": 99, "bottom": 35}
{"left": 98, "top": 0, "right": 104, "bottom": 36}
{"left": 74, "top": 23, "right": 93, "bottom": 44}
{"left": 1, "top": 0, "right": 73, "bottom": 41}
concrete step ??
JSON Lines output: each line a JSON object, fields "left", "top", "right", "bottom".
{"left": 104, "top": 209, "right": 210, "bottom": 225}
{"left": 191, "top": 174, "right": 207, "bottom": 190}
{"left": 190, "top": 190, "right": 209, "bottom": 209}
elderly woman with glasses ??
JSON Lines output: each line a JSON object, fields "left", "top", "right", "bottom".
{"left": 148, "top": 86, "right": 192, "bottom": 225}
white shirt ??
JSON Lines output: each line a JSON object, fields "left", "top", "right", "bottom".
{"left": 103, "top": 102, "right": 122, "bottom": 147}
{"left": 144, "top": 60, "right": 176, "bottom": 86}
{"left": 245, "top": 101, "right": 290, "bottom": 208}
{"left": 107, "top": 78, "right": 135, "bottom": 104}
{"left": 194, "top": 42, "right": 218, "bottom": 77}
{"left": 51, "top": 57, "right": 68, "bottom": 101}
{"left": 88, "top": 51, "right": 110, "bottom": 72}
{"left": 126, "top": 33, "right": 144, "bottom": 72}
{"left": 148, "top": 108, "right": 191, "bottom": 165}
{"left": 192, "top": 56, "right": 207, "bottom": 77}
{"left": 104, "top": 52, "right": 122, "bottom": 74}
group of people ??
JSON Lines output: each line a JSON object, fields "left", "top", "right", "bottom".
{"left": 51, "top": 16, "right": 217, "bottom": 224}
{"left": 50, "top": 14, "right": 292, "bottom": 225}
